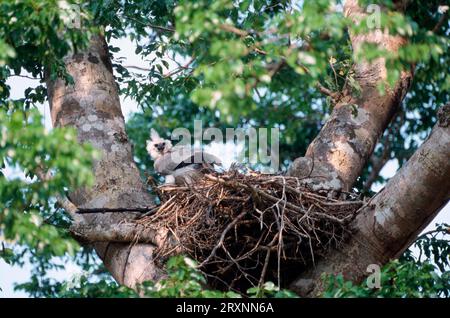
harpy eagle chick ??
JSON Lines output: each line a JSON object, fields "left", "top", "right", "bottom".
{"left": 146, "top": 129, "right": 222, "bottom": 185}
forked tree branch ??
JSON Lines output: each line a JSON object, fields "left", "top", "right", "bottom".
{"left": 288, "top": 0, "right": 414, "bottom": 192}
{"left": 291, "top": 104, "right": 450, "bottom": 297}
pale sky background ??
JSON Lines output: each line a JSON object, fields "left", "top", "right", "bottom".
{"left": 0, "top": 36, "right": 448, "bottom": 297}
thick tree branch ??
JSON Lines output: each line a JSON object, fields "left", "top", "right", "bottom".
{"left": 70, "top": 222, "right": 164, "bottom": 246}
{"left": 288, "top": 0, "right": 413, "bottom": 192}
{"left": 45, "top": 34, "right": 164, "bottom": 287}
{"left": 290, "top": 104, "right": 450, "bottom": 297}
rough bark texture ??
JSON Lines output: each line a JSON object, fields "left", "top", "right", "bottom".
{"left": 70, "top": 222, "right": 167, "bottom": 245}
{"left": 288, "top": 0, "right": 413, "bottom": 192}
{"left": 290, "top": 105, "right": 450, "bottom": 296}
{"left": 46, "top": 35, "right": 164, "bottom": 287}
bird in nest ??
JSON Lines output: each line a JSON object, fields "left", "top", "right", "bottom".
{"left": 146, "top": 128, "right": 222, "bottom": 186}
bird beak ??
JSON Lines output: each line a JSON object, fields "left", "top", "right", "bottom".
{"left": 156, "top": 144, "right": 165, "bottom": 151}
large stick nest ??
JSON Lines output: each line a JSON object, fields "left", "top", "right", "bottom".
{"left": 138, "top": 167, "right": 363, "bottom": 292}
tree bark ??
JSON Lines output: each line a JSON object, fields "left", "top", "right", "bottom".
{"left": 288, "top": 0, "right": 413, "bottom": 192}
{"left": 290, "top": 104, "right": 450, "bottom": 296}
{"left": 70, "top": 222, "right": 170, "bottom": 246}
{"left": 45, "top": 35, "right": 164, "bottom": 288}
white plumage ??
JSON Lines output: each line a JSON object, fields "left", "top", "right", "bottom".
{"left": 146, "top": 129, "right": 221, "bottom": 185}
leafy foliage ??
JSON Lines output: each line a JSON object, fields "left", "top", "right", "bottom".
{"left": 0, "top": 108, "right": 98, "bottom": 296}
{"left": 137, "top": 256, "right": 243, "bottom": 298}
{"left": 0, "top": 108, "right": 98, "bottom": 263}
{"left": 44, "top": 255, "right": 297, "bottom": 298}
{"left": 0, "top": 0, "right": 94, "bottom": 109}
{"left": 322, "top": 224, "right": 450, "bottom": 298}
{"left": 323, "top": 260, "right": 450, "bottom": 298}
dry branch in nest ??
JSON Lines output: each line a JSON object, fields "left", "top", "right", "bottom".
{"left": 136, "top": 167, "right": 364, "bottom": 292}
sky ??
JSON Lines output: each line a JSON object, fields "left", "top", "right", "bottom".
{"left": 0, "top": 36, "right": 448, "bottom": 297}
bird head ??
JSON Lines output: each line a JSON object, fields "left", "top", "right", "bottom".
{"left": 146, "top": 128, "right": 173, "bottom": 160}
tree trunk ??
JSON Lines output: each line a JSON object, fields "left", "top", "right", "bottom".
{"left": 288, "top": 0, "right": 413, "bottom": 192}
{"left": 290, "top": 104, "right": 450, "bottom": 296}
{"left": 45, "top": 35, "right": 164, "bottom": 288}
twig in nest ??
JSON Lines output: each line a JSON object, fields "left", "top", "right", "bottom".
{"left": 200, "top": 211, "right": 247, "bottom": 267}
{"left": 138, "top": 168, "right": 363, "bottom": 291}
